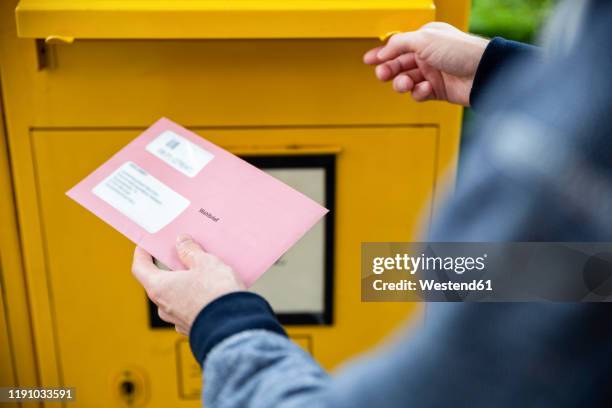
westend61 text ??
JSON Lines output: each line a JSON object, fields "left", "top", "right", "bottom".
{"left": 373, "top": 279, "right": 493, "bottom": 292}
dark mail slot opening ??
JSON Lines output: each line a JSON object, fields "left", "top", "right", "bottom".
{"left": 149, "top": 154, "right": 335, "bottom": 328}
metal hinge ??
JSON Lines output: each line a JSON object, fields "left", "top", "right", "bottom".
{"left": 35, "top": 36, "right": 74, "bottom": 71}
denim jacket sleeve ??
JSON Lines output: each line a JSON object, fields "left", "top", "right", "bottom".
{"left": 189, "top": 292, "right": 332, "bottom": 408}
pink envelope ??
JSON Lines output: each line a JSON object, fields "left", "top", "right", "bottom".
{"left": 67, "top": 118, "right": 328, "bottom": 287}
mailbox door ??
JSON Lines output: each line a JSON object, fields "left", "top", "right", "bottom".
{"left": 30, "top": 126, "right": 436, "bottom": 406}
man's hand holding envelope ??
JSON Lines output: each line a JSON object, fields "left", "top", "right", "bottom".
{"left": 132, "top": 234, "right": 244, "bottom": 335}
{"left": 67, "top": 118, "right": 328, "bottom": 334}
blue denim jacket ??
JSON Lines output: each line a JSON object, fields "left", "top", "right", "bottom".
{"left": 191, "top": 1, "right": 612, "bottom": 406}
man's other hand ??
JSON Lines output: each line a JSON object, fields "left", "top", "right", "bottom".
{"left": 363, "top": 22, "right": 489, "bottom": 106}
{"left": 131, "top": 234, "right": 245, "bottom": 335}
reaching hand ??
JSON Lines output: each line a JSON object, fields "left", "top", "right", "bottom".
{"left": 363, "top": 22, "right": 489, "bottom": 106}
{"left": 132, "top": 234, "right": 245, "bottom": 335}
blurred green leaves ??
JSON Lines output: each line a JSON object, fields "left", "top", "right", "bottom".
{"left": 469, "top": 0, "right": 557, "bottom": 43}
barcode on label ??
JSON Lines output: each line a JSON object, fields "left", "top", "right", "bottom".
{"left": 146, "top": 130, "right": 214, "bottom": 178}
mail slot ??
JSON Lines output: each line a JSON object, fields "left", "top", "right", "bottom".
{"left": 0, "top": 0, "right": 470, "bottom": 406}
{"left": 149, "top": 154, "right": 335, "bottom": 329}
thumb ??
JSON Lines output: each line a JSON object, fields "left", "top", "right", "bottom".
{"left": 132, "top": 246, "right": 160, "bottom": 289}
{"left": 176, "top": 234, "right": 207, "bottom": 269}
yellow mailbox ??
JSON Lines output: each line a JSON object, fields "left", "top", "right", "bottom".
{"left": 0, "top": 0, "right": 469, "bottom": 406}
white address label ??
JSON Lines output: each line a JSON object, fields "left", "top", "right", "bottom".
{"left": 146, "top": 130, "right": 214, "bottom": 177}
{"left": 93, "top": 161, "right": 190, "bottom": 233}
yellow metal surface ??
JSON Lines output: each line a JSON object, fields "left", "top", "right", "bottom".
{"left": 434, "top": 0, "right": 471, "bottom": 31}
{"left": 16, "top": 0, "right": 435, "bottom": 40}
{"left": 0, "top": 278, "right": 17, "bottom": 408}
{"left": 0, "top": 72, "right": 39, "bottom": 403}
{"left": 0, "top": 0, "right": 469, "bottom": 405}
{"left": 0, "top": 91, "right": 17, "bottom": 396}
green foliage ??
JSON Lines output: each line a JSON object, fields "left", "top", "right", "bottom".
{"left": 469, "top": 0, "right": 557, "bottom": 43}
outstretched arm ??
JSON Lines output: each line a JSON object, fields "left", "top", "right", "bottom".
{"left": 363, "top": 22, "right": 538, "bottom": 108}
{"left": 131, "top": 233, "right": 612, "bottom": 408}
